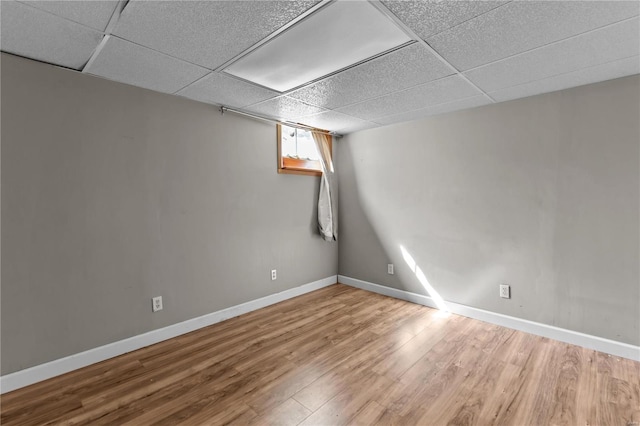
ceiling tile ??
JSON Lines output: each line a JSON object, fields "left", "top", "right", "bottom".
{"left": 18, "top": 0, "right": 119, "bottom": 31}
{"left": 297, "top": 111, "right": 376, "bottom": 134}
{"left": 336, "top": 75, "right": 482, "bottom": 121}
{"left": 374, "top": 95, "right": 491, "bottom": 126}
{"left": 334, "top": 121, "right": 379, "bottom": 135}
{"left": 177, "top": 73, "right": 279, "bottom": 108}
{"left": 85, "top": 36, "right": 210, "bottom": 94}
{"left": 244, "top": 96, "right": 326, "bottom": 121}
{"left": 288, "top": 43, "right": 453, "bottom": 109}
{"left": 112, "top": 1, "right": 320, "bottom": 70}
{"left": 0, "top": 1, "right": 103, "bottom": 70}
{"left": 428, "top": 1, "right": 640, "bottom": 71}
{"left": 381, "top": 1, "right": 507, "bottom": 39}
{"left": 490, "top": 56, "right": 640, "bottom": 103}
{"left": 465, "top": 18, "right": 640, "bottom": 93}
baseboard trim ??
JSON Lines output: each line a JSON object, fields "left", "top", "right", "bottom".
{"left": 339, "top": 275, "right": 640, "bottom": 362}
{"left": 0, "top": 276, "right": 338, "bottom": 394}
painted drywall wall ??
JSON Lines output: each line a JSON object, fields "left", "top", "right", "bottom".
{"left": 1, "top": 53, "right": 338, "bottom": 375}
{"left": 338, "top": 75, "right": 640, "bottom": 345}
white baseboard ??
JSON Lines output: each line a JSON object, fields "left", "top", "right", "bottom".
{"left": 339, "top": 275, "right": 640, "bottom": 362}
{"left": 0, "top": 276, "right": 338, "bottom": 394}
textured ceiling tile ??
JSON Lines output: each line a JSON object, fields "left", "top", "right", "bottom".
{"left": 334, "top": 121, "right": 378, "bottom": 135}
{"left": 297, "top": 111, "right": 375, "bottom": 133}
{"left": 336, "top": 75, "right": 482, "bottom": 121}
{"left": 465, "top": 18, "right": 640, "bottom": 93}
{"left": 85, "top": 36, "right": 210, "bottom": 94}
{"left": 18, "top": 0, "right": 119, "bottom": 31}
{"left": 374, "top": 95, "right": 491, "bottom": 126}
{"left": 113, "top": 1, "right": 319, "bottom": 70}
{"left": 381, "top": 1, "right": 507, "bottom": 39}
{"left": 0, "top": 1, "right": 103, "bottom": 70}
{"left": 490, "top": 56, "right": 640, "bottom": 103}
{"left": 244, "top": 96, "right": 326, "bottom": 121}
{"left": 429, "top": 1, "right": 640, "bottom": 71}
{"left": 177, "top": 73, "right": 279, "bottom": 108}
{"left": 288, "top": 43, "right": 453, "bottom": 109}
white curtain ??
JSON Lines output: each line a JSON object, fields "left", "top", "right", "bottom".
{"left": 312, "top": 131, "right": 337, "bottom": 241}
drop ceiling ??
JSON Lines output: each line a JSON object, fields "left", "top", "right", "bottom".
{"left": 1, "top": 0, "right": 638, "bottom": 134}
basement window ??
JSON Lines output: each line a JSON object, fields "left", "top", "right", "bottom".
{"left": 277, "top": 124, "right": 331, "bottom": 176}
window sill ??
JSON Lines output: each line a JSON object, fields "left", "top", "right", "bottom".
{"left": 278, "top": 157, "right": 322, "bottom": 176}
{"left": 277, "top": 168, "right": 321, "bottom": 177}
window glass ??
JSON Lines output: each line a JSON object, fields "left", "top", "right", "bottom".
{"left": 277, "top": 124, "right": 331, "bottom": 176}
{"left": 281, "top": 125, "right": 320, "bottom": 160}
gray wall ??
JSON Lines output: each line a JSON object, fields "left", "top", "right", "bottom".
{"left": 338, "top": 75, "right": 639, "bottom": 345}
{"left": 1, "top": 53, "right": 338, "bottom": 375}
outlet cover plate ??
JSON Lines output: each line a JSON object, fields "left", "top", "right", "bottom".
{"left": 152, "top": 296, "right": 163, "bottom": 312}
{"left": 500, "top": 285, "right": 510, "bottom": 299}
{"left": 387, "top": 264, "right": 394, "bottom": 275}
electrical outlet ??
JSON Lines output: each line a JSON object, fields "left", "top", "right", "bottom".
{"left": 387, "top": 263, "right": 394, "bottom": 275}
{"left": 152, "top": 296, "right": 163, "bottom": 312}
{"left": 500, "top": 285, "right": 510, "bottom": 299}
{"left": 271, "top": 269, "right": 277, "bottom": 281}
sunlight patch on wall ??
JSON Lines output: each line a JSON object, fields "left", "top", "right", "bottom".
{"left": 400, "top": 245, "right": 449, "bottom": 313}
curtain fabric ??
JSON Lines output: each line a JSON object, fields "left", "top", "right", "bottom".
{"left": 312, "top": 132, "right": 337, "bottom": 241}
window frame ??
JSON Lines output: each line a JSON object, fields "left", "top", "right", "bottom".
{"left": 277, "top": 124, "right": 332, "bottom": 177}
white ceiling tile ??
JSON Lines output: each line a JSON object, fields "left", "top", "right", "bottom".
{"left": 336, "top": 75, "right": 482, "bottom": 121}
{"left": 429, "top": 1, "right": 640, "bottom": 71}
{"left": 85, "top": 36, "right": 209, "bottom": 94}
{"left": 244, "top": 96, "right": 326, "bottom": 121}
{"left": 465, "top": 18, "right": 640, "bottom": 93}
{"left": 112, "top": 1, "right": 319, "bottom": 70}
{"left": 0, "top": 0, "right": 103, "bottom": 70}
{"left": 374, "top": 95, "right": 491, "bottom": 126}
{"left": 381, "top": 1, "right": 507, "bottom": 39}
{"left": 18, "top": 0, "right": 119, "bottom": 31}
{"left": 177, "top": 73, "right": 279, "bottom": 108}
{"left": 297, "top": 111, "right": 375, "bottom": 134}
{"left": 490, "top": 56, "right": 640, "bottom": 103}
{"left": 335, "top": 121, "right": 378, "bottom": 135}
{"left": 288, "top": 43, "right": 453, "bottom": 109}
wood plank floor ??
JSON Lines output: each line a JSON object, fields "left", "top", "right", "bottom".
{"left": 2, "top": 284, "right": 639, "bottom": 425}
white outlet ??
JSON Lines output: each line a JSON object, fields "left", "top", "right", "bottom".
{"left": 271, "top": 269, "right": 277, "bottom": 281}
{"left": 152, "top": 296, "right": 163, "bottom": 312}
{"left": 500, "top": 285, "right": 510, "bottom": 299}
{"left": 387, "top": 263, "right": 394, "bottom": 275}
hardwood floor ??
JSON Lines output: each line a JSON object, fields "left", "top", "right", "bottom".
{"left": 2, "top": 284, "right": 639, "bottom": 425}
